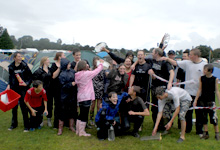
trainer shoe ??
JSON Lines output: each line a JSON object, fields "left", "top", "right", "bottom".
{"left": 177, "top": 138, "right": 184, "bottom": 143}
{"left": 23, "top": 128, "right": 29, "bottom": 132}
{"left": 200, "top": 134, "right": 209, "bottom": 139}
{"left": 30, "top": 128, "right": 35, "bottom": 131}
{"left": 8, "top": 126, "right": 17, "bottom": 131}
{"left": 47, "top": 118, "right": 52, "bottom": 127}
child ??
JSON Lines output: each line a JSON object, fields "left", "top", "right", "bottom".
{"left": 75, "top": 59, "right": 104, "bottom": 136}
{"left": 193, "top": 64, "right": 220, "bottom": 140}
{"left": 24, "top": 80, "right": 48, "bottom": 131}
{"left": 89, "top": 57, "right": 105, "bottom": 126}
{"left": 95, "top": 92, "right": 128, "bottom": 140}
{"left": 121, "top": 86, "right": 150, "bottom": 138}
{"left": 58, "top": 58, "right": 77, "bottom": 135}
{"left": 152, "top": 86, "right": 192, "bottom": 143}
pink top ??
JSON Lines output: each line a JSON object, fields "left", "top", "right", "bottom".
{"left": 75, "top": 64, "right": 103, "bottom": 102}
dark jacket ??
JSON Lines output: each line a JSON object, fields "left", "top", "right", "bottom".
{"left": 8, "top": 60, "right": 32, "bottom": 90}
{"left": 32, "top": 67, "right": 52, "bottom": 91}
{"left": 107, "top": 69, "right": 128, "bottom": 94}
{"left": 59, "top": 58, "right": 77, "bottom": 103}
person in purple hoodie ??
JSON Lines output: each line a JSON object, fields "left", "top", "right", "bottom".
{"left": 75, "top": 59, "right": 104, "bottom": 136}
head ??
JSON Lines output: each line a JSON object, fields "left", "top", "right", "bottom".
{"left": 54, "top": 52, "right": 65, "bottom": 61}
{"left": 152, "top": 48, "right": 163, "bottom": 59}
{"left": 128, "top": 86, "right": 141, "bottom": 96}
{"left": 125, "top": 51, "right": 134, "bottom": 61}
{"left": 203, "top": 64, "right": 214, "bottom": 75}
{"left": 108, "top": 92, "right": 118, "bottom": 105}
{"left": 77, "top": 60, "right": 87, "bottom": 71}
{"left": 189, "top": 49, "right": 201, "bottom": 62}
{"left": 72, "top": 48, "right": 81, "bottom": 62}
{"left": 155, "top": 87, "right": 167, "bottom": 100}
{"left": 137, "top": 50, "right": 145, "bottom": 63}
{"left": 124, "top": 58, "right": 132, "bottom": 69}
{"left": 182, "top": 49, "right": 190, "bottom": 60}
{"left": 40, "top": 57, "right": 50, "bottom": 67}
{"left": 92, "top": 56, "right": 100, "bottom": 69}
{"left": 117, "top": 63, "right": 126, "bottom": 75}
{"left": 60, "top": 58, "right": 71, "bottom": 71}
{"left": 13, "top": 52, "right": 22, "bottom": 64}
{"left": 33, "top": 80, "right": 43, "bottom": 92}
{"left": 168, "top": 50, "right": 176, "bottom": 60}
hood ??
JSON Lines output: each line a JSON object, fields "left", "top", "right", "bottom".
{"left": 60, "top": 58, "right": 70, "bottom": 71}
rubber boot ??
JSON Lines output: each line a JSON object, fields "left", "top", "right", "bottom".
{"left": 79, "top": 121, "right": 91, "bottom": 137}
{"left": 57, "top": 120, "right": 64, "bottom": 135}
{"left": 69, "top": 119, "right": 75, "bottom": 132}
{"left": 76, "top": 120, "right": 80, "bottom": 135}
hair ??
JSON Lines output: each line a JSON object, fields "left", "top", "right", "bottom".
{"left": 33, "top": 80, "right": 43, "bottom": 88}
{"left": 154, "top": 48, "right": 163, "bottom": 57}
{"left": 183, "top": 49, "right": 190, "bottom": 55}
{"left": 13, "top": 51, "right": 21, "bottom": 58}
{"left": 125, "top": 51, "right": 134, "bottom": 59}
{"left": 191, "top": 48, "right": 201, "bottom": 57}
{"left": 77, "top": 60, "right": 87, "bottom": 71}
{"left": 92, "top": 56, "right": 100, "bottom": 69}
{"left": 155, "top": 86, "right": 166, "bottom": 96}
{"left": 137, "top": 50, "right": 145, "bottom": 55}
{"left": 133, "top": 86, "right": 141, "bottom": 93}
{"left": 40, "top": 56, "right": 49, "bottom": 67}
{"left": 108, "top": 92, "right": 117, "bottom": 98}
{"left": 124, "top": 57, "right": 132, "bottom": 63}
{"left": 204, "top": 64, "right": 214, "bottom": 73}
{"left": 54, "top": 52, "right": 63, "bottom": 60}
{"left": 72, "top": 48, "right": 81, "bottom": 55}
{"left": 117, "top": 63, "right": 125, "bottom": 69}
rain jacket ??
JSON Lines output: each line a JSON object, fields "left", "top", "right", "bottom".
{"left": 75, "top": 63, "right": 103, "bottom": 102}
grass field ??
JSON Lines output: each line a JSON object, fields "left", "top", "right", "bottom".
{"left": 0, "top": 105, "right": 219, "bottom": 150}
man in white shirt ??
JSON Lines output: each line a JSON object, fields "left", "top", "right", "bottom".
{"left": 152, "top": 87, "right": 192, "bottom": 143}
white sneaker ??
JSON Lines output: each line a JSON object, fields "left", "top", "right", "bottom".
{"left": 47, "top": 118, "right": 52, "bottom": 127}
{"left": 40, "top": 122, "right": 44, "bottom": 127}
{"left": 199, "top": 134, "right": 203, "bottom": 138}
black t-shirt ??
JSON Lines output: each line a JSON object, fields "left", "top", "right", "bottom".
{"left": 50, "top": 63, "right": 61, "bottom": 88}
{"left": 201, "top": 75, "right": 216, "bottom": 103}
{"left": 176, "top": 67, "right": 185, "bottom": 88}
{"left": 132, "top": 62, "right": 151, "bottom": 89}
{"left": 149, "top": 59, "right": 173, "bottom": 87}
{"left": 129, "top": 96, "right": 147, "bottom": 112}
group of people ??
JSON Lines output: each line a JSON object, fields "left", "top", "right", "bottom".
{"left": 5, "top": 44, "right": 220, "bottom": 143}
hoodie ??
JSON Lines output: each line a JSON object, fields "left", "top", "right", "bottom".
{"left": 75, "top": 63, "right": 103, "bottom": 102}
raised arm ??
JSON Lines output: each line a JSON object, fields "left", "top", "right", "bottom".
{"left": 161, "top": 57, "right": 178, "bottom": 66}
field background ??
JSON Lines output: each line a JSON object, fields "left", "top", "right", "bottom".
{"left": 0, "top": 98, "right": 219, "bottom": 150}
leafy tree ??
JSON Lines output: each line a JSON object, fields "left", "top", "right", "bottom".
{"left": 0, "top": 29, "right": 14, "bottom": 49}
{"left": 213, "top": 48, "right": 220, "bottom": 60}
{"left": 18, "top": 35, "right": 34, "bottom": 48}
{"left": 196, "top": 45, "right": 212, "bottom": 61}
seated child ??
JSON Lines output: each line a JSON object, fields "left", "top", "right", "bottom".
{"left": 24, "top": 80, "right": 48, "bottom": 131}
{"left": 95, "top": 92, "right": 128, "bottom": 140}
{"left": 193, "top": 64, "right": 220, "bottom": 140}
{"left": 121, "top": 86, "right": 150, "bottom": 138}
{"left": 152, "top": 86, "right": 192, "bottom": 143}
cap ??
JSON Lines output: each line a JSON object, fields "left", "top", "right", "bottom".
{"left": 168, "top": 50, "right": 175, "bottom": 55}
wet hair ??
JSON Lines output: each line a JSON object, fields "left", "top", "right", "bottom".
{"left": 191, "top": 48, "right": 201, "bottom": 57}
{"left": 125, "top": 51, "right": 134, "bottom": 59}
{"left": 154, "top": 48, "right": 163, "bottom": 57}
{"left": 77, "top": 60, "right": 87, "bottom": 71}
{"left": 183, "top": 49, "right": 190, "bottom": 55}
{"left": 117, "top": 63, "right": 125, "bottom": 69}
{"left": 133, "top": 86, "right": 141, "bottom": 93}
{"left": 155, "top": 87, "right": 166, "bottom": 96}
{"left": 92, "top": 56, "right": 100, "bottom": 69}
{"left": 124, "top": 57, "right": 132, "bottom": 63}
{"left": 204, "top": 64, "right": 214, "bottom": 73}
{"left": 54, "top": 52, "right": 64, "bottom": 60}
{"left": 33, "top": 80, "right": 43, "bottom": 88}
{"left": 108, "top": 92, "right": 117, "bottom": 98}
{"left": 40, "top": 56, "right": 49, "bottom": 67}
{"left": 13, "top": 52, "right": 21, "bottom": 58}
{"left": 72, "top": 48, "right": 81, "bottom": 55}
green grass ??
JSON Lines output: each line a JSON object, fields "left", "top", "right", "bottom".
{"left": 0, "top": 101, "right": 220, "bottom": 150}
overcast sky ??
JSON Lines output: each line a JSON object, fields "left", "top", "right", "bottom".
{"left": 1, "top": 0, "right": 220, "bottom": 52}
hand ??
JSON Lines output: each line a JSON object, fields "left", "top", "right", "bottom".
{"left": 165, "top": 121, "right": 172, "bottom": 130}
{"left": 72, "top": 82, "right": 76, "bottom": 86}
{"left": 128, "top": 110, "right": 136, "bottom": 115}
{"left": 167, "top": 82, "right": 172, "bottom": 90}
{"left": 99, "top": 59, "right": 104, "bottom": 64}
{"left": 43, "top": 110, "right": 48, "bottom": 116}
{"left": 31, "top": 109, "right": 37, "bottom": 116}
{"left": 152, "top": 128, "right": 157, "bottom": 136}
{"left": 126, "top": 98, "right": 131, "bottom": 103}
{"left": 101, "top": 47, "right": 109, "bottom": 53}
{"left": 193, "top": 101, "right": 197, "bottom": 107}
{"left": 19, "top": 82, "right": 27, "bottom": 86}
{"left": 159, "top": 57, "right": 168, "bottom": 61}
{"left": 131, "top": 64, "right": 135, "bottom": 71}
{"left": 112, "top": 121, "right": 116, "bottom": 126}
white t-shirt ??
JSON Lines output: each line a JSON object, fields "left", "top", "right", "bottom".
{"left": 177, "top": 60, "right": 207, "bottom": 96}
{"left": 158, "top": 87, "right": 192, "bottom": 112}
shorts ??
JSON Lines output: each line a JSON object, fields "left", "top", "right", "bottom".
{"left": 202, "top": 102, "right": 218, "bottom": 125}
{"left": 162, "top": 99, "right": 175, "bottom": 119}
{"left": 179, "top": 100, "right": 191, "bottom": 121}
